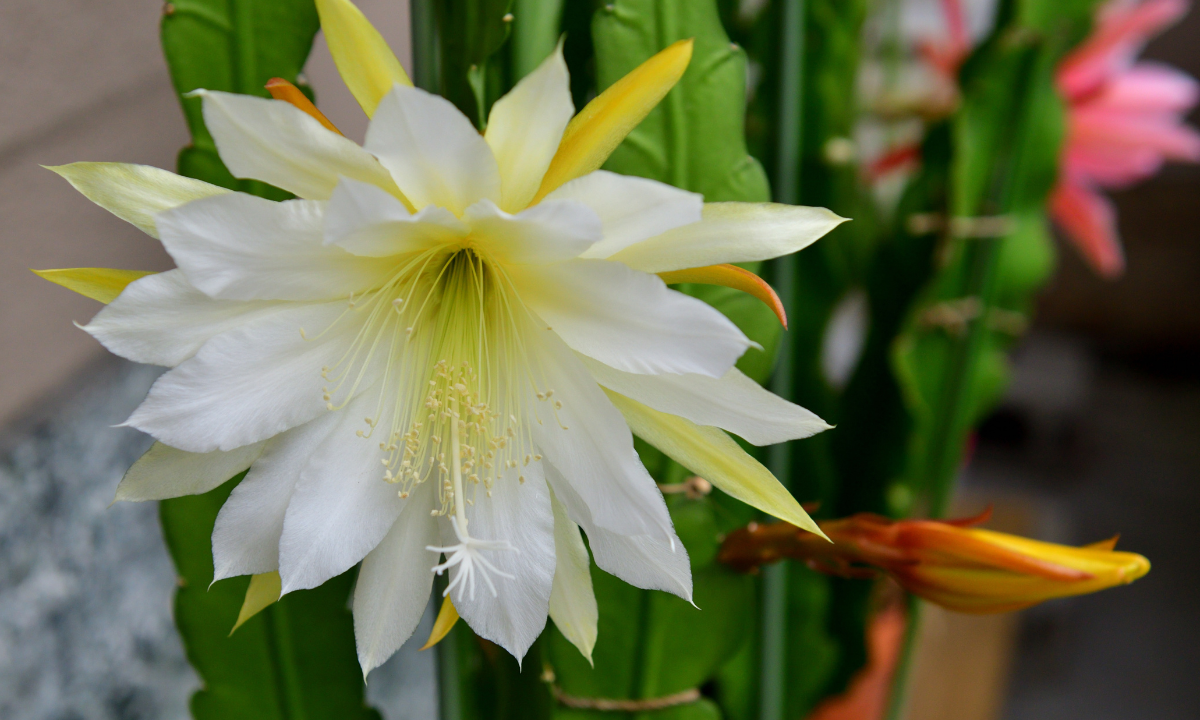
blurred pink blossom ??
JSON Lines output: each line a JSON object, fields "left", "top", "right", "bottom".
{"left": 1052, "top": 0, "right": 1200, "bottom": 277}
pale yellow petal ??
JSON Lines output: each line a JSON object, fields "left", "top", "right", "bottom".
{"left": 420, "top": 595, "right": 460, "bottom": 650}
{"left": 485, "top": 41, "right": 574, "bottom": 212}
{"left": 604, "top": 389, "right": 826, "bottom": 540}
{"left": 611, "top": 202, "right": 847, "bottom": 273}
{"left": 531, "top": 39, "right": 693, "bottom": 204}
{"left": 32, "top": 268, "right": 155, "bottom": 304}
{"left": 231, "top": 572, "right": 282, "bottom": 634}
{"left": 548, "top": 489, "right": 597, "bottom": 665}
{"left": 47, "top": 162, "right": 229, "bottom": 239}
{"left": 316, "top": 0, "right": 412, "bottom": 117}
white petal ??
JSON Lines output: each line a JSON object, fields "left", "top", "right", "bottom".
{"left": 158, "top": 193, "right": 394, "bottom": 302}
{"left": 512, "top": 259, "right": 750, "bottom": 377}
{"left": 441, "top": 462, "right": 555, "bottom": 661}
{"left": 580, "top": 356, "right": 830, "bottom": 446}
{"left": 353, "top": 480, "right": 439, "bottom": 675}
{"left": 485, "top": 44, "right": 574, "bottom": 212}
{"left": 325, "top": 177, "right": 468, "bottom": 257}
{"left": 609, "top": 202, "right": 847, "bottom": 273}
{"left": 543, "top": 461, "right": 691, "bottom": 601}
{"left": 114, "top": 440, "right": 265, "bottom": 503}
{"left": 464, "top": 199, "right": 600, "bottom": 265}
{"left": 47, "top": 162, "right": 229, "bottom": 239}
{"left": 210, "top": 414, "right": 344, "bottom": 582}
{"left": 126, "top": 302, "right": 359, "bottom": 453}
{"left": 365, "top": 85, "right": 502, "bottom": 215}
{"left": 196, "top": 90, "right": 398, "bottom": 200}
{"left": 587, "top": 526, "right": 692, "bottom": 601}
{"left": 277, "top": 393, "right": 405, "bottom": 593}
{"left": 546, "top": 170, "right": 703, "bottom": 259}
{"left": 548, "top": 488, "right": 597, "bottom": 664}
{"left": 84, "top": 270, "right": 281, "bottom": 367}
{"left": 526, "top": 326, "right": 674, "bottom": 540}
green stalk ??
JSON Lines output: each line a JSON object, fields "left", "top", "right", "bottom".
{"left": 410, "top": 0, "right": 438, "bottom": 92}
{"left": 761, "top": 1, "right": 805, "bottom": 718}
{"left": 512, "top": 0, "right": 564, "bottom": 80}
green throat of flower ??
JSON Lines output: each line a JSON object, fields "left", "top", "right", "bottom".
{"left": 317, "top": 247, "right": 564, "bottom": 525}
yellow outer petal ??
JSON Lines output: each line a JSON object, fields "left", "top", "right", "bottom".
{"left": 32, "top": 268, "right": 154, "bottom": 304}
{"left": 604, "top": 389, "right": 826, "bottom": 540}
{"left": 231, "top": 572, "right": 282, "bottom": 634}
{"left": 658, "top": 264, "right": 787, "bottom": 329}
{"left": 315, "top": 0, "right": 412, "bottom": 117}
{"left": 420, "top": 595, "right": 460, "bottom": 650}
{"left": 530, "top": 39, "right": 693, "bottom": 204}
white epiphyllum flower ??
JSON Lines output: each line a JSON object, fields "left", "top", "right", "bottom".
{"left": 37, "top": 0, "right": 843, "bottom": 674}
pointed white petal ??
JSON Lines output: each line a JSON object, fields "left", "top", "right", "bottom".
{"left": 485, "top": 44, "right": 574, "bottom": 212}
{"left": 464, "top": 199, "right": 600, "bottom": 265}
{"left": 158, "top": 193, "right": 394, "bottom": 302}
{"left": 365, "top": 85, "right": 502, "bottom": 215}
{"left": 84, "top": 270, "right": 281, "bottom": 367}
{"left": 126, "top": 302, "right": 360, "bottom": 453}
{"left": 210, "top": 413, "right": 344, "bottom": 582}
{"left": 542, "top": 461, "right": 691, "bottom": 601}
{"left": 609, "top": 202, "right": 847, "bottom": 273}
{"left": 587, "top": 526, "right": 692, "bottom": 601}
{"left": 548, "top": 489, "right": 597, "bottom": 664}
{"left": 580, "top": 356, "right": 831, "bottom": 446}
{"left": 114, "top": 440, "right": 264, "bottom": 503}
{"left": 441, "top": 462, "right": 554, "bottom": 661}
{"left": 526, "top": 326, "right": 674, "bottom": 540}
{"left": 277, "top": 393, "right": 405, "bottom": 593}
{"left": 47, "top": 162, "right": 229, "bottom": 239}
{"left": 196, "top": 90, "right": 398, "bottom": 200}
{"left": 353, "top": 480, "right": 439, "bottom": 675}
{"left": 512, "top": 259, "right": 750, "bottom": 378}
{"left": 546, "top": 170, "right": 702, "bottom": 259}
{"left": 325, "top": 177, "right": 468, "bottom": 257}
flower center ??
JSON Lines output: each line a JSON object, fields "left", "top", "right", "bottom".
{"left": 315, "top": 246, "right": 565, "bottom": 593}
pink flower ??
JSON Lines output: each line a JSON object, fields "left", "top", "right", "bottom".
{"left": 1052, "top": 0, "right": 1200, "bottom": 277}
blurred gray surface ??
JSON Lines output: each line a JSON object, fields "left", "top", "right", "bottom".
{"left": 0, "top": 358, "right": 436, "bottom": 719}
{"left": 965, "top": 333, "right": 1200, "bottom": 720}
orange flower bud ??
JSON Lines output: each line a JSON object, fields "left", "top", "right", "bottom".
{"left": 718, "top": 510, "right": 1149, "bottom": 614}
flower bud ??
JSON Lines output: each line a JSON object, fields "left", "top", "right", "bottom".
{"left": 718, "top": 510, "right": 1149, "bottom": 613}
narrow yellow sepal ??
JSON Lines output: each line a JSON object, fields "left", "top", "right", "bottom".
{"left": 420, "top": 595, "right": 460, "bottom": 650}
{"left": 32, "top": 268, "right": 154, "bottom": 304}
{"left": 604, "top": 389, "right": 827, "bottom": 541}
{"left": 658, "top": 264, "right": 787, "bottom": 329}
{"left": 231, "top": 572, "right": 282, "bottom": 635}
{"left": 315, "top": 0, "right": 412, "bottom": 117}
{"left": 531, "top": 39, "right": 694, "bottom": 203}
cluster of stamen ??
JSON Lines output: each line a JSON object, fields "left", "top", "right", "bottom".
{"left": 306, "top": 245, "right": 568, "bottom": 601}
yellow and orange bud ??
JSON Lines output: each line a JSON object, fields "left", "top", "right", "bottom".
{"left": 718, "top": 510, "right": 1149, "bottom": 614}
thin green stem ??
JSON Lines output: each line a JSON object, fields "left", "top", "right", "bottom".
{"left": 410, "top": 0, "right": 438, "bottom": 92}
{"left": 761, "top": 1, "right": 805, "bottom": 719}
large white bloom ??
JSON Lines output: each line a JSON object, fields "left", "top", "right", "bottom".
{"left": 41, "top": 0, "right": 842, "bottom": 673}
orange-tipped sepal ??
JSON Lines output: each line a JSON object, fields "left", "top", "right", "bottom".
{"left": 658, "top": 264, "right": 787, "bottom": 329}
{"left": 265, "top": 78, "right": 343, "bottom": 136}
{"left": 420, "top": 595, "right": 460, "bottom": 650}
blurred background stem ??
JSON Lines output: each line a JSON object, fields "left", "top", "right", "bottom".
{"left": 761, "top": 0, "right": 805, "bottom": 718}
